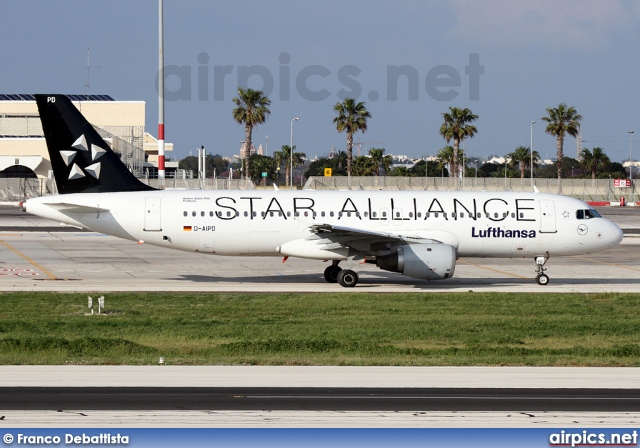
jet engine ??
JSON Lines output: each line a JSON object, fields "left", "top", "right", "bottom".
{"left": 371, "top": 243, "right": 456, "bottom": 280}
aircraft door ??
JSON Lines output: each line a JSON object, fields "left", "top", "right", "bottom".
{"left": 539, "top": 199, "right": 556, "bottom": 233}
{"left": 144, "top": 197, "right": 162, "bottom": 231}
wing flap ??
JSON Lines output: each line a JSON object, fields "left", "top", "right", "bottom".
{"left": 309, "top": 223, "right": 439, "bottom": 251}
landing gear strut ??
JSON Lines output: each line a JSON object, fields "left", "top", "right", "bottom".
{"left": 534, "top": 255, "right": 550, "bottom": 285}
{"left": 324, "top": 261, "right": 342, "bottom": 283}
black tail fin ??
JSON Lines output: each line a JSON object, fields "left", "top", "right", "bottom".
{"left": 35, "top": 94, "right": 155, "bottom": 194}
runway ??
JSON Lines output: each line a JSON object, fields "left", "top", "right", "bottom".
{"left": 1, "top": 366, "right": 640, "bottom": 427}
{"left": 0, "top": 206, "right": 639, "bottom": 427}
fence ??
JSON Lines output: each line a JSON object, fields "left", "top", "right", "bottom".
{"left": 2, "top": 176, "right": 635, "bottom": 203}
{"left": 303, "top": 176, "right": 637, "bottom": 202}
{"left": 0, "top": 178, "right": 56, "bottom": 202}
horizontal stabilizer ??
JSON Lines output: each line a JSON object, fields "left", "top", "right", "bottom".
{"left": 42, "top": 202, "right": 110, "bottom": 214}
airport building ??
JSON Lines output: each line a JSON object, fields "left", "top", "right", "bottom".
{"left": 0, "top": 94, "right": 173, "bottom": 180}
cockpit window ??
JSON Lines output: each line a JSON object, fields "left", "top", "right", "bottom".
{"left": 586, "top": 209, "right": 601, "bottom": 218}
{"left": 576, "top": 209, "right": 601, "bottom": 219}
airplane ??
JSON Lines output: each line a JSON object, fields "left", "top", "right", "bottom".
{"left": 21, "top": 94, "right": 624, "bottom": 287}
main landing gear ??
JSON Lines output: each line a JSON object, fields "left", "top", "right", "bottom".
{"left": 323, "top": 261, "right": 359, "bottom": 287}
{"left": 534, "top": 254, "right": 550, "bottom": 285}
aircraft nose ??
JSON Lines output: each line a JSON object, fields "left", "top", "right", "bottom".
{"left": 608, "top": 222, "right": 624, "bottom": 247}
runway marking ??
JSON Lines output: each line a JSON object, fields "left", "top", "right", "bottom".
{"left": 0, "top": 240, "right": 58, "bottom": 280}
{"left": 458, "top": 260, "right": 529, "bottom": 279}
{"left": 572, "top": 256, "right": 640, "bottom": 273}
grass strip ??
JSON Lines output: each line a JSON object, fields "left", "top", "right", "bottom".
{"left": 0, "top": 291, "right": 638, "bottom": 366}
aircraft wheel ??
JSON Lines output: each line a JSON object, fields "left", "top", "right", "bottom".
{"left": 536, "top": 274, "right": 549, "bottom": 286}
{"left": 324, "top": 265, "right": 342, "bottom": 283}
{"left": 337, "top": 269, "right": 359, "bottom": 288}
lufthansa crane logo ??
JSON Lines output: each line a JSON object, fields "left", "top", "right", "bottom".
{"left": 577, "top": 224, "right": 588, "bottom": 235}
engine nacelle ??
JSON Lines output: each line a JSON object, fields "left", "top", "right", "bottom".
{"left": 374, "top": 243, "right": 456, "bottom": 280}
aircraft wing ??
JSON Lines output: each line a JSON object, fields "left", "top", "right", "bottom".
{"left": 308, "top": 223, "right": 439, "bottom": 252}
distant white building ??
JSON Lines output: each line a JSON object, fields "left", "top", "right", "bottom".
{"left": 0, "top": 94, "right": 173, "bottom": 179}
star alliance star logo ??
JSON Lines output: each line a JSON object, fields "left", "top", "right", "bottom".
{"left": 61, "top": 134, "right": 106, "bottom": 180}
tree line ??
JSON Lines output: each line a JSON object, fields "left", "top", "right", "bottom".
{"left": 179, "top": 88, "right": 628, "bottom": 184}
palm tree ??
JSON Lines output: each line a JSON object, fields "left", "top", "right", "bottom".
{"left": 333, "top": 98, "right": 371, "bottom": 177}
{"left": 273, "top": 145, "right": 306, "bottom": 187}
{"left": 232, "top": 88, "right": 271, "bottom": 179}
{"left": 439, "top": 107, "right": 478, "bottom": 179}
{"left": 248, "top": 154, "right": 275, "bottom": 185}
{"left": 351, "top": 156, "right": 377, "bottom": 176}
{"left": 580, "top": 147, "right": 610, "bottom": 180}
{"left": 368, "top": 147, "right": 393, "bottom": 176}
{"left": 541, "top": 103, "right": 582, "bottom": 179}
{"left": 334, "top": 150, "right": 348, "bottom": 172}
{"left": 436, "top": 146, "right": 455, "bottom": 176}
{"left": 507, "top": 146, "right": 540, "bottom": 179}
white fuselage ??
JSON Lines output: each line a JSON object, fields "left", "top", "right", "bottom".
{"left": 24, "top": 190, "right": 623, "bottom": 260}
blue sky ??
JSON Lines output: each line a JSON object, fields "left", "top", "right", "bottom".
{"left": 3, "top": 0, "right": 640, "bottom": 163}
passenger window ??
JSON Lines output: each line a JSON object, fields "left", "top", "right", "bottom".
{"left": 192, "top": 211, "right": 196, "bottom": 217}
{"left": 321, "top": 211, "right": 326, "bottom": 217}
{"left": 244, "top": 211, "right": 248, "bottom": 217}
{"left": 183, "top": 211, "right": 187, "bottom": 217}
{"left": 201, "top": 211, "right": 205, "bottom": 217}
{"left": 210, "top": 211, "right": 214, "bottom": 217}
{"left": 330, "top": 211, "right": 334, "bottom": 217}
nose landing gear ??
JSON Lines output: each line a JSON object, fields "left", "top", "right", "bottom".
{"left": 534, "top": 254, "right": 550, "bottom": 285}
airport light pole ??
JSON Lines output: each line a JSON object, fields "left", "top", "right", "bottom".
{"left": 290, "top": 117, "right": 299, "bottom": 188}
{"left": 530, "top": 120, "right": 536, "bottom": 187}
{"left": 630, "top": 130, "right": 634, "bottom": 181}
{"left": 240, "top": 141, "right": 245, "bottom": 180}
